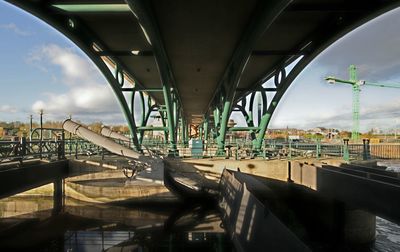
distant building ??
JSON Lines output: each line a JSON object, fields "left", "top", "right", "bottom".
{"left": 371, "top": 127, "right": 381, "bottom": 135}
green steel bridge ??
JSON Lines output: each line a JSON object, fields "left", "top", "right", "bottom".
{"left": 5, "top": 0, "right": 400, "bottom": 155}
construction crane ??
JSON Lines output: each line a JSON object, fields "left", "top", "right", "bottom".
{"left": 325, "top": 65, "right": 400, "bottom": 141}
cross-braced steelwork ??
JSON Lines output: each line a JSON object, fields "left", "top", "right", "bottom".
{"left": 6, "top": 0, "right": 400, "bottom": 156}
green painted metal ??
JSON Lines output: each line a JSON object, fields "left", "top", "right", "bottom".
{"left": 158, "top": 110, "right": 168, "bottom": 144}
{"left": 162, "top": 85, "right": 177, "bottom": 152}
{"left": 53, "top": 4, "right": 130, "bottom": 12}
{"left": 253, "top": 111, "right": 273, "bottom": 152}
{"left": 126, "top": 0, "right": 179, "bottom": 154}
{"left": 179, "top": 118, "right": 185, "bottom": 144}
{"left": 199, "top": 126, "right": 203, "bottom": 140}
{"left": 11, "top": 0, "right": 400, "bottom": 158}
{"left": 326, "top": 65, "right": 400, "bottom": 141}
{"left": 137, "top": 126, "right": 167, "bottom": 131}
{"left": 216, "top": 100, "right": 231, "bottom": 155}
{"left": 183, "top": 118, "right": 189, "bottom": 146}
{"left": 352, "top": 84, "right": 361, "bottom": 140}
{"left": 11, "top": 2, "right": 143, "bottom": 152}
{"left": 139, "top": 104, "right": 157, "bottom": 144}
{"left": 316, "top": 139, "right": 321, "bottom": 159}
{"left": 343, "top": 139, "right": 350, "bottom": 162}
{"left": 349, "top": 65, "right": 360, "bottom": 141}
{"left": 130, "top": 90, "right": 146, "bottom": 140}
{"left": 209, "top": 0, "right": 293, "bottom": 155}
{"left": 203, "top": 117, "right": 209, "bottom": 143}
{"left": 228, "top": 127, "right": 260, "bottom": 131}
{"left": 136, "top": 88, "right": 164, "bottom": 92}
{"left": 237, "top": 1, "right": 400, "bottom": 154}
{"left": 233, "top": 104, "right": 256, "bottom": 140}
{"left": 213, "top": 107, "right": 220, "bottom": 130}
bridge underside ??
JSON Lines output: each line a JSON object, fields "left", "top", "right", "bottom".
{"left": 7, "top": 0, "right": 400, "bottom": 153}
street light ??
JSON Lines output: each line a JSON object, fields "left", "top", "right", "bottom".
{"left": 326, "top": 76, "right": 336, "bottom": 84}
{"left": 38, "top": 109, "right": 44, "bottom": 159}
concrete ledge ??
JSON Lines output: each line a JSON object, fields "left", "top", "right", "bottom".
{"left": 0, "top": 160, "right": 68, "bottom": 199}
{"left": 219, "top": 169, "right": 310, "bottom": 252}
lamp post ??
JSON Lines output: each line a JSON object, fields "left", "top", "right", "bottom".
{"left": 39, "top": 109, "right": 43, "bottom": 159}
{"left": 29, "top": 114, "right": 33, "bottom": 140}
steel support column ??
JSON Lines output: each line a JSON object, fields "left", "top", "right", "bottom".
{"left": 126, "top": 0, "right": 180, "bottom": 155}
{"left": 216, "top": 100, "right": 232, "bottom": 155}
{"left": 203, "top": 116, "right": 209, "bottom": 144}
{"left": 8, "top": 1, "right": 143, "bottom": 152}
{"left": 209, "top": 0, "right": 292, "bottom": 155}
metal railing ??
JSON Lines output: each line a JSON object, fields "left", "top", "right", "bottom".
{"left": 0, "top": 136, "right": 108, "bottom": 164}
{"left": 4, "top": 131, "right": 400, "bottom": 163}
{"left": 0, "top": 138, "right": 65, "bottom": 163}
{"left": 141, "top": 139, "right": 400, "bottom": 161}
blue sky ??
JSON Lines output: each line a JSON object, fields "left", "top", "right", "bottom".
{"left": 1, "top": 2, "right": 400, "bottom": 132}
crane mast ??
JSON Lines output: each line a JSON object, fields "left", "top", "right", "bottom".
{"left": 326, "top": 65, "right": 400, "bottom": 141}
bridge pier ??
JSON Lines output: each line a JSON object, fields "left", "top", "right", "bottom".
{"left": 341, "top": 207, "right": 376, "bottom": 245}
{"left": 52, "top": 178, "right": 63, "bottom": 215}
{"left": 217, "top": 165, "right": 378, "bottom": 250}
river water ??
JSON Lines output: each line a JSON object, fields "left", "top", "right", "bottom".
{"left": 0, "top": 195, "right": 233, "bottom": 251}
{"left": 0, "top": 159, "right": 399, "bottom": 251}
{"left": 0, "top": 195, "right": 398, "bottom": 251}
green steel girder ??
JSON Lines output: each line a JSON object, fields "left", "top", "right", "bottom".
{"left": 207, "top": 0, "right": 293, "bottom": 154}
{"left": 202, "top": 115, "right": 210, "bottom": 143}
{"left": 137, "top": 102, "right": 170, "bottom": 144}
{"left": 138, "top": 126, "right": 167, "bottom": 131}
{"left": 250, "top": 2, "right": 400, "bottom": 152}
{"left": 180, "top": 117, "right": 188, "bottom": 145}
{"left": 232, "top": 104, "right": 256, "bottom": 140}
{"left": 126, "top": 0, "right": 181, "bottom": 154}
{"left": 136, "top": 100, "right": 160, "bottom": 145}
{"left": 9, "top": 0, "right": 400, "bottom": 157}
{"left": 233, "top": 105, "right": 253, "bottom": 127}
{"left": 228, "top": 127, "right": 260, "bottom": 132}
{"left": 248, "top": 90, "right": 267, "bottom": 125}
{"left": 159, "top": 109, "right": 168, "bottom": 143}
{"left": 7, "top": 1, "right": 144, "bottom": 152}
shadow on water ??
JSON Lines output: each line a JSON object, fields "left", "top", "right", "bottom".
{"left": 0, "top": 195, "right": 234, "bottom": 252}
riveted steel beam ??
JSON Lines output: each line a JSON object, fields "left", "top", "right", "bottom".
{"left": 251, "top": 50, "right": 307, "bottom": 56}
{"left": 207, "top": 0, "right": 293, "bottom": 155}
{"left": 252, "top": 1, "right": 400, "bottom": 152}
{"left": 126, "top": 0, "right": 181, "bottom": 155}
{"left": 202, "top": 114, "right": 210, "bottom": 143}
{"left": 7, "top": 0, "right": 144, "bottom": 152}
{"left": 97, "top": 50, "right": 153, "bottom": 56}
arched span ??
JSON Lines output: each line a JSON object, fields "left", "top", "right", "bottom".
{"left": 238, "top": 3, "right": 400, "bottom": 151}
{"left": 5, "top": 0, "right": 147, "bottom": 151}
{"left": 7, "top": 1, "right": 400, "bottom": 154}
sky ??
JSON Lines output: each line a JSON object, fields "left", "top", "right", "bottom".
{"left": 1, "top": 2, "right": 400, "bottom": 132}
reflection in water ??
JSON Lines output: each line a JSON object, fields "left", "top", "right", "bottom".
{"left": 0, "top": 187, "right": 399, "bottom": 251}
{"left": 64, "top": 231, "right": 134, "bottom": 252}
{"left": 0, "top": 193, "right": 232, "bottom": 252}
{"left": 64, "top": 230, "right": 227, "bottom": 252}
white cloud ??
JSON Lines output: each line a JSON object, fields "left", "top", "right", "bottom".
{"left": 28, "top": 44, "right": 124, "bottom": 123}
{"left": 0, "top": 23, "right": 31, "bottom": 36}
{"left": 0, "top": 105, "right": 18, "bottom": 113}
